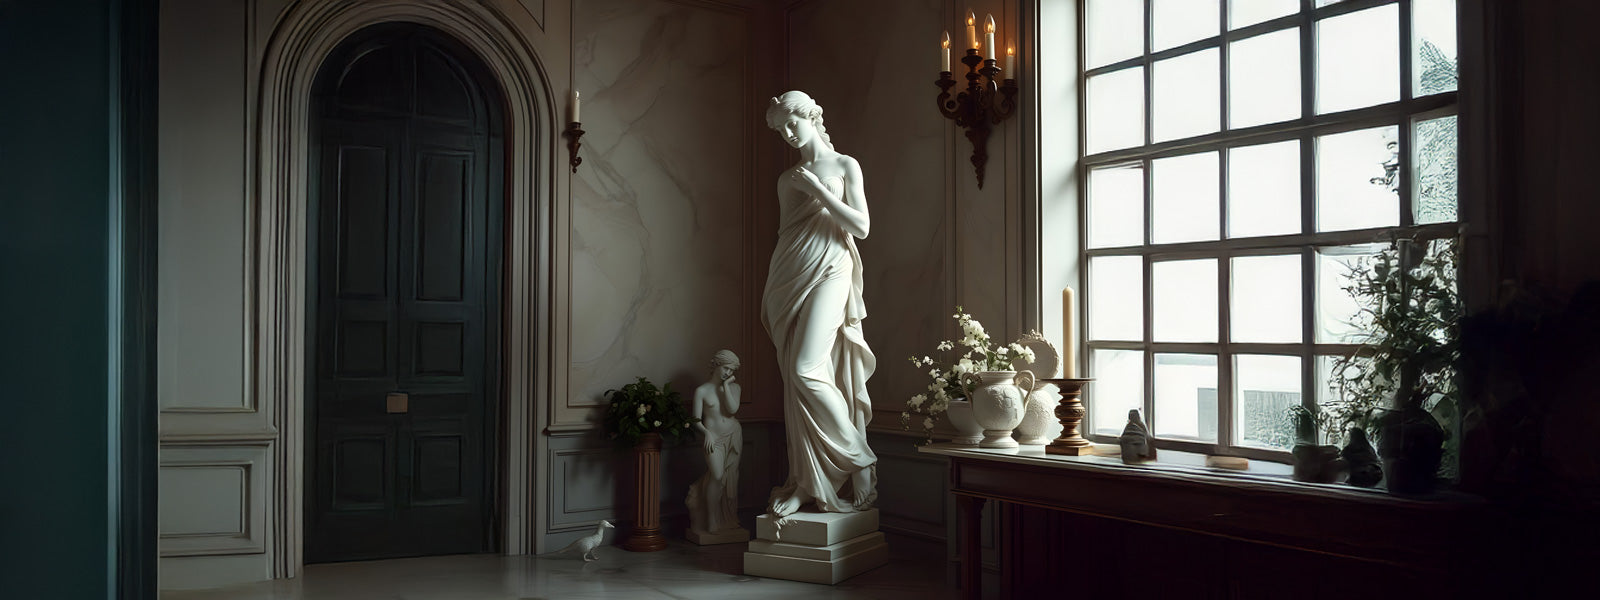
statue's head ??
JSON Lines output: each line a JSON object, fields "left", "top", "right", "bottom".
{"left": 766, "top": 90, "right": 832, "bottom": 151}
{"left": 710, "top": 349, "right": 740, "bottom": 380}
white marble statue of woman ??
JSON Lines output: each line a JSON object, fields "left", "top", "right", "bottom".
{"left": 686, "top": 349, "right": 745, "bottom": 541}
{"left": 761, "top": 91, "right": 878, "bottom": 521}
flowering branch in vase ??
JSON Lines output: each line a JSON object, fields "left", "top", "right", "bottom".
{"left": 901, "top": 306, "right": 1036, "bottom": 443}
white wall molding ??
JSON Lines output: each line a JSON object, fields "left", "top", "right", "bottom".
{"left": 252, "top": 0, "right": 562, "bottom": 578}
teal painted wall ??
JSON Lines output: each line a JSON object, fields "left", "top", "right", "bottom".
{"left": 0, "top": 0, "right": 126, "bottom": 597}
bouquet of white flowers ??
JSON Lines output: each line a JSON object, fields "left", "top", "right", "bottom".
{"left": 901, "top": 307, "right": 1036, "bottom": 443}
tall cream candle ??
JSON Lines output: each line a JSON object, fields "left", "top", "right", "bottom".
{"left": 570, "top": 90, "right": 580, "bottom": 123}
{"left": 941, "top": 31, "right": 951, "bottom": 72}
{"left": 1062, "top": 287, "right": 1078, "bottom": 378}
{"left": 966, "top": 10, "right": 977, "bottom": 50}
{"left": 984, "top": 14, "right": 996, "bottom": 61}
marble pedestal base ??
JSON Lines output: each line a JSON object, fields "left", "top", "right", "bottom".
{"left": 687, "top": 527, "right": 750, "bottom": 545}
{"left": 743, "top": 509, "right": 888, "bottom": 585}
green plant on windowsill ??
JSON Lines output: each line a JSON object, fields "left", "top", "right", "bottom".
{"left": 602, "top": 377, "right": 698, "bottom": 447}
{"left": 1323, "top": 237, "right": 1461, "bottom": 492}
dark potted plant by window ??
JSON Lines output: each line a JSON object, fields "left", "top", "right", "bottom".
{"left": 601, "top": 377, "right": 697, "bottom": 552}
{"left": 1326, "top": 237, "right": 1461, "bottom": 494}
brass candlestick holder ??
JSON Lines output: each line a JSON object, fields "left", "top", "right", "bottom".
{"left": 564, "top": 122, "right": 585, "bottom": 173}
{"left": 935, "top": 48, "right": 1018, "bottom": 189}
{"left": 1038, "top": 378, "right": 1094, "bottom": 456}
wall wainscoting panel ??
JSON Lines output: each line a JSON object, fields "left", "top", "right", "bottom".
{"left": 156, "top": 0, "right": 254, "bottom": 420}
{"left": 157, "top": 444, "right": 270, "bottom": 557}
{"left": 867, "top": 430, "right": 950, "bottom": 541}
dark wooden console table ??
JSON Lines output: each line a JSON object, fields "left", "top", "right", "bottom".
{"left": 917, "top": 444, "right": 1486, "bottom": 600}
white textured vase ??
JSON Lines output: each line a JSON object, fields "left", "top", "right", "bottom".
{"left": 967, "top": 370, "right": 1036, "bottom": 448}
{"left": 1014, "top": 384, "right": 1060, "bottom": 446}
{"left": 944, "top": 399, "right": 984, "bottom": 446}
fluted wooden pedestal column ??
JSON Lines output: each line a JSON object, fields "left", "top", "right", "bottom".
{"left": 621, "top": 433, "right": 667, "bottom": 552}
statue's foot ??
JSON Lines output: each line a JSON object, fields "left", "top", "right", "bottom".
{"left": 850, "top": 469, "right": 877, "bottom": 510}
{"left": 769, "top": 493, "right": 801, "bottom": 518}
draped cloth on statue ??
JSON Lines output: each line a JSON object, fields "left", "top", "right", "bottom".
{"left": 761, "top": 176, "right": 878, "bottom": 515}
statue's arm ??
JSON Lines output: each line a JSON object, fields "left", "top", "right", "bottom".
{"left": 721, "top": 379, "right": 741, "bottom": 416}
{"left": 692, "top": 389, "right": 710, "bottom": 435}
{"left": 821, "top": 156, "right": 870, "bottom": 238}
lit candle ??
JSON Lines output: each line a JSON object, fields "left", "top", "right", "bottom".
{"left": 1006, "top": 42, "right": 1015, "bottom": 75}
{"left": 941, "top": 31, "right": 951, "bottom": 72}
{"left": 966, "top": 10, "right": 977, "bottom": 50}
{"left": 1062, "top": 287, "right": 1078, "bottom": 378}
{"left": 569, "top": 90, "right": 580, "bottom": 123}
{"left": 984, "top": 14, "right": 996, "bottom": 60}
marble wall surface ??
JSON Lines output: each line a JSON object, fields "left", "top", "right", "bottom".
{"left": 786, "top": 0, "right": 1022, "bottom": 426}
{"left": 569, "top": 0, "right": 752, "bottom": 410}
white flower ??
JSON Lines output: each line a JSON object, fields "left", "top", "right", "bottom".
{"left": 960, "top": 335, "right": 981, "bottom": 347}
{"left": 653, "top": 420, "right": 662, "bottom": 427}
{"left": 1020, "top": 346, "right": 1036, "bottom": 362}
{"left": 928, "top": 368, "right": 940, "bottom": 378}
{"left": 922, "top": 356, "right": 934, "bottom": 366}
{"left": 996, "top": 346, "right": 1009, "bottom": 356}
{"left": 936, "top": 340, "right": 954, "bottom": 351}
{"left": 931, "top": 397, "right": 949, "bottom": 412}
{"left": 962, "top": 319, "right": 986, "bottom": 338}
{"left": 957, "top": 358, "right": 975, "bottom": 374}
{"left": 908, "top": 394, "right": 926, "bottom": 408}
{"left": 636, "top": 404, "right": 649, "bottom": 416}
{"left": 923, "top": 417, "right": 935, "bottom": 430}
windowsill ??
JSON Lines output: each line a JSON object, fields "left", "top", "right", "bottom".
{"left": 917, "top": 442, "right": 1476, "bottom": 505}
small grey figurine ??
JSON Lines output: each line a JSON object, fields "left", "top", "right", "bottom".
{"left": 548, "top": 519, "right": 613, "bottom": 561}
{"left": 1119, "top": 409, "right": 1156, "bottom": 463}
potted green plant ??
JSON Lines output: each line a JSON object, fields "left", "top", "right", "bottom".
{"left": 601, "top": 377, "right": 696, "bottom": 552}
{"left": 1325, "top": 237, "right": 1461, "bottom": 494}
{"left": 602, "top": 377, "right": 697, "bottom": 446}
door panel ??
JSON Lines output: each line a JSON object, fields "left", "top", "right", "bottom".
{"left": 307, "top": 24, "right": 501, "bottom": 564}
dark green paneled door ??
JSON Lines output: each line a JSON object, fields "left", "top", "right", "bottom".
{"left": 307, "top": 24, "right": 503, "bottom": 563}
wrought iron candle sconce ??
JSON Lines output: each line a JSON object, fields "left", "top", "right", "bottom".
{"left": 936, "top": 48, "right": 1018, "bottom": 189}
{"left": 564, "top": 122, "right": 585, "bottom": 173}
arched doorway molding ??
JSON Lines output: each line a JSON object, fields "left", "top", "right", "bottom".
{"left": 253, "top": 0, "right": 560, "bottom": 577}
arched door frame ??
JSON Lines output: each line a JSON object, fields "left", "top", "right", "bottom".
{"left": 254, "top": 1, "right": 562, "bottom": 577}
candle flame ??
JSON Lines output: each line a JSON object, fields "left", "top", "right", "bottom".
{"left": 985, "top": 14, "right": 996, "bottom": 34}
{"left": 1008, "top": 45, "right": 1015, "bottom": 57}
{"left": 966, "top": 10, "right": 974, "bottom": 26}
{"left": 942, "top": 31, "right": 950, "bottom": 49}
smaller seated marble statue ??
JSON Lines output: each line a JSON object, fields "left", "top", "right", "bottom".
{"left": 1119, "top": 409, "right": 1157, "bottom": 463}
{"left": 685, "top": 350, "right": 750, "bottom": 544}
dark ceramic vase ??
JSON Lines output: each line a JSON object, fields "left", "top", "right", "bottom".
{"left": 1377, "top": 407, "right": 1445, "bottom": 494}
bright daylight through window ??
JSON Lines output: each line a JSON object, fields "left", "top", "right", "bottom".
{"left": 1079, "top": 0, "right": 1459, "bottom": 458}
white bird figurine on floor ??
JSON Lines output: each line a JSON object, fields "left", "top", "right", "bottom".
{"left": 549, "top": 519, "right": 613, "bottom": 561}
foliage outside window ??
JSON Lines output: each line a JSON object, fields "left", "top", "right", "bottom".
{"left": 1076, "top": 0, "right": 1460, "bottom": 459}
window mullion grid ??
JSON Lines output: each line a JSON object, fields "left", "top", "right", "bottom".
{"left": 1398, "top": 0, "right": 1417, "bottom": 229}
{"left": 1300, "top": 1, "right": 1321, "bottom": 442}
{"left": 1218, "top": 0, "right": 1230, "bottom": 133}
{"left": 1301, "top": 245, "right": 1319, "bottom": 442}
{"left": 1216, "top": 0, "right": 1233, "bottom": 452}
{"left": 1142, "top": 251, "right": 1155, "bottom": 442}
{"left": 1143, "top": 0, "right": 1155, "bottom": 149}
{"left": 1142, "top": 0, "right": 1154, "bottom": 443}
{"left": 1216, "top": 247, "right": 1233, "bottom": 454}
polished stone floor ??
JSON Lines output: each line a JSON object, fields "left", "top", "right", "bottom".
{"left": 162, "top": 533, "right": 961, "bottom": 600}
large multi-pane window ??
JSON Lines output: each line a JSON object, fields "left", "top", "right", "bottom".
{"left": 1080, "top": 0, "right": 1459, "bottom": 458}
